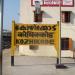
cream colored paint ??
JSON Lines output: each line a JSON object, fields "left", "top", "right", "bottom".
{"left": 19, "top": 0, "right": 75, "bottom": 57}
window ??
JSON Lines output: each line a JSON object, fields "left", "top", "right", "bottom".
{"left": 61, "top": 38, "right": 72, "bottom": 50}
{"left": 61, "top": 11, "right": 71, "bottom": 23}
{"left": 34, "top": 11, "right": 43, "bottom": 22}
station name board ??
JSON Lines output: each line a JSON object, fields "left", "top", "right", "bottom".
{"left": 14, "top": 22, "right": 59, "bottom": 45}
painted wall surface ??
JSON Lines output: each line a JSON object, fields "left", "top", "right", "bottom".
{"left": 19, "top": 0, "right": 75, "bottom": 57}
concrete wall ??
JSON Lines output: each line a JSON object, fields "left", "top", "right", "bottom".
{"left": 19, "top": 0, "right": 75, "bottom": 57}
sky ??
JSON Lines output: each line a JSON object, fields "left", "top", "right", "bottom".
{"left": 3, "top": 0, "right": 19, "bottom": 31}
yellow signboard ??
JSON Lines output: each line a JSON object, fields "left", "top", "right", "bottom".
{"left": 14, "top": 22, "right": 59, "bottom": 46}
{"left": 11, "top": 21, "right": 59, "bottom": 66}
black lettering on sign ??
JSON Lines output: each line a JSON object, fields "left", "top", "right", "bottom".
{"left": 48, "top": 32, "right": 54, "bottom": 38}
{"left": 17, "top": 31, "right": 28, "bottom": 37}
{"left": 16, "top": 39, "right": 19, "bottom": 44}
{"left": 20, "top": 26, "right": 26, "bottom": 30}
{"left": 27, "top": 26, "right": 34, "bottom": 30}
{"left": 16, "top": 39, "right": 28, "bottom": 44}
{"left": 23, "top": 39, "right": 28, "bottom": 44}
{"left": 50, "top": 39, "right": 54, "bottom": 44}
{"left": 16, "top": 39, "right": 54, "bottom": 45}
{"left": 20, "top": 39, "right": 24, "bottom": 44}
{"left": 18, "top": 32, "right": 22, "bottom": 37}
{"left": 15, "top": 26, "right": 19, "bottom": 30}
{"left": 48, "top": 26, "right": 51, "bottom": 30}
{"left": 49, "top": 33, "right": 54, "bottom": 38}
{"left": 40, "top": 26, "right": 48, "bottom": 30}
{"left": 52, "top": 25, "right": 56, "bottom": 31}
{"left": 28, "top": 40, "right": 33, "bottom": 44}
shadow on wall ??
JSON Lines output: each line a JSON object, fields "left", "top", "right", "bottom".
{"left": 73, "top": 40, "right": 75, "bottom": 50}
{"left": 43, "top": 11, "right": 52, "bottom": 18}
{"left": 70, "top": 12, "right": 75, "bottom": 24}
{"left": 29, "top": 45, "right": 39, "bottom": 50}
{"left": 69, "top": 0, "right": 75, "bottom": 24}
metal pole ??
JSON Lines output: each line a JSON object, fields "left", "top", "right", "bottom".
{"left": 0, "top": 0, "right": 4, "bottom": 74}
{"left": 59, "top": 0, "right": 61, "bottom": 64}
{"left": 0, "top": 0, "right": 4, "bottom": 55}
{"left": 57, "top": 0, "right": 61, "bottom": 64}
{"left": 56, "top": 0, "right": 67, "bottom": 69}
{"left": 11, "top": 21, "right": 15, "bottom": 66}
